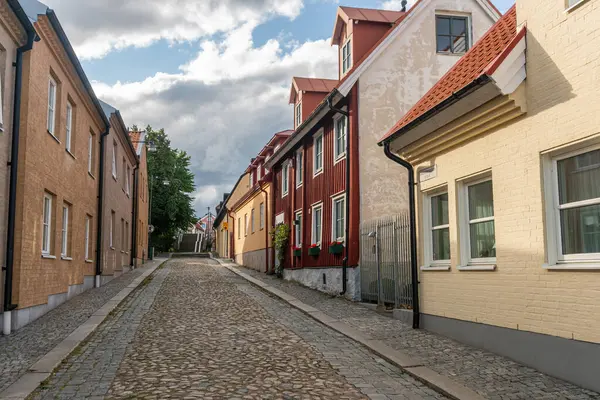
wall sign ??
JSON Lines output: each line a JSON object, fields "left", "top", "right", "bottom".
{"left": 419, "top": 165, "right": 437, "bottom": 182}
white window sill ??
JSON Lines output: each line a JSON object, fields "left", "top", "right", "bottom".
{"left": 85, "top": 259, "right": 93, "bottom": 263}
{"left": 457, "top": 264, "right": 496, "bottom": 271}
{"left": 566, "top": 0, "right": 589, "bottom": 13}
{"left": 110, "top": 246, "right": 115, "bottom": 250}
{"left": 420, "top": 265, "right": 451, "bottom": 271}
{"left": 42, "top": 254, "right": 56, "bottom": 259}
{"left": 47, "top": 131, "right": 60, "bottom": 143}
{"left": 282, "top": 192, "right": 289, "bottom": 198}
{"left": 543, "top": 262, "right": 600, "bottom": 271}
{"left": 66, "top": 149, "right": 76, "bottom": 159}
{"left": 61, "top": 256, "right": 73, "bottom": 261}
{"left": 436, "top": 51, "right": 466, "bottom": 57}
{"left": 313, "top": 170, "right": 323, "bottom": 178}
{"left": 296, "top": 183, "right": 303, "bottom": 189}
{"left": 334, "top": 154, "right": 346, "bottom": 165}
{"left": 112, "top": 175, "right": 118, "bottom": 182}
{"left": 88, "top": 171, "right": 95, "bottom": 179}
{"left": 120, "top": 250, "right": 125, "bottom": 253}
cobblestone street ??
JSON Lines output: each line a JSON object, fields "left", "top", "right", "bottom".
{"left": 30, "top": 258, "right": 447, "bottom": 400}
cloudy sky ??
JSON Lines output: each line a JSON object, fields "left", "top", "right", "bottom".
{"left": 42, "top": 0, "right": 513, "bottom": 216}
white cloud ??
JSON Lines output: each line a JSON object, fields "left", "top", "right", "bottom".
{"left": 380, "top": 0, "right": 410, "bottom": 11}
{"left": 44, "top": 0, "right": 305, "bottom": 59}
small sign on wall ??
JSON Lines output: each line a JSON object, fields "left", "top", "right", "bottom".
{"left": 275, "top": 213, "right": 285, "bottom": 226}
{"left": 419, "top": 165, "right": 437, "bottom": 182}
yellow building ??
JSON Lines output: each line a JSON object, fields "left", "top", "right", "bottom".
{"left": 379, "top": 2, "right": 600, "bottom": 392}
{"left": 214, "top": 131, "right": 291, "bottom": 271}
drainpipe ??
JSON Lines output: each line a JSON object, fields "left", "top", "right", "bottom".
{"left": 259, "top": 183, "right": 270, "bottom": 273}
{"left": 383, "top": 142, "right": 420, "bottom": 329}
{"left": 327, "top": 97, "right": 350, "bottom": 296}
{"left": 130, "top": 164, "right": 139, "bottom": 268}
{"left": 3, "top": 19, "right": 37, "bottom": 335}
{"left": 95, "top": 127, "right": 110, "bottom": 287}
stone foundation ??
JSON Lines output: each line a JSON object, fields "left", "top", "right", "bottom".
{"left": 283, "top": 267, "right": 360, "bottom": 301}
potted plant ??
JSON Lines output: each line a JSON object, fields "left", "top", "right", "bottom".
{"left": 329, "top": 241, "right": 344, "bottom": 255}
{"left": 293, "top": 246, "right": 302, "bottom": 257}
{"left": 308, "top": 243, "right": 321, "bottom": 256}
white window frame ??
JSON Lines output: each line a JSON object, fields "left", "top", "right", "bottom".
{"left": 88, "top": 133, "right": 94, "bottom": 174}
{"left": 244, "top": 213, "right": 248, "bottom": 237}
{"left": 42, "top": 193, "right": 52, "bottom": 255}
{"left": 543, "top": 143, "right": 600, "bottom": 269}
{"left": 296, "top": 102, "right": 302, "bottom": 128}
{"left": 331, "top": 193, "right": 346, "bottom": 242}
{"left": 257, "top": 164, "right": 262, "bottom": 181}
{"left": 334, "top": 113, "right": 347, "bottom": 162}
{"left": 112, "top": 142, "right": 117, "bottom": 179}
{"left": 457, "top": 174, "right": 496, "bottom": 270}
{"left": 65, "top": 102, "right": 73, "bottom": 152}
{"left": 264, "top": 155, "right": 270, "bottom": 174}
{"left": 238, "top": 218, "right": 241, "bottom": 239}
{"left": 296, "top": 150, "right": 303, "bottom": 187}
{"left": 294, "top": 211, "right": 302, "bottom": 247}
{"left": 249, "top": 172, "right": 254, "bottom": 188}
{"left": 342, "top": 38, "right": 352, "bottom": 74}
{"left": 61, "top": 204, "right": 69, "bottom": 257}
{"left": 84, "top": 215, "right": 91, "bottom": 260}
{"left": 110, "top": 211, "right": 115, "bottom": 249}
{"left": 435, "top": 13, "right": 472, "bottom": 55}
{"left": 126, "top": 165, "right": 131, "bottom": 196}
{"left": 260, "top": 202, "right": 265, "bottom": 230}
{"left": 311, "top": 202, "right": 323, "bottom": 246}
{"left": 47, "top": 78, "right": 57, "bottom": 135}
{"left": 422, "top": 188, "right": 451, "bottom": 270}
{"left": 282, "top": 162, "right": 290, "bottom": 198}
{"left": 251, "top": 208, "right": 255, "bottom": 233}
{"left": 313, "top": 129, "right": 324, "bottom": 177}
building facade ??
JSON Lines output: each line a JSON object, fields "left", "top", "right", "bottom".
{"left": 265, "top": 2, "right": 498, "bottom": 299}
{"left": 4, "top": 1, "right": 108, "bottom": 331}
{"left": 99, "top": 101, "right": 137, "bottom": 283}
{"left": 129, "top": 129, "right": 149, "bottom": 266}
{"left": 380, "top": 0, "right": 600, "bottom": 392}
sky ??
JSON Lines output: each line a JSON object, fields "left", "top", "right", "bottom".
{"left": 42, "top": 0, "right": 514, "bottom": 216}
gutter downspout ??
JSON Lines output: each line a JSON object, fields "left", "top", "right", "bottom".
{"left": 3, "top": 19, "right": 37, "bottom": 336}
{"left": 383, "top": 143, "right": 420, "bottom": 329}
{"left": 327, "top": 97, "right": 350, "bottom": 296}
{"left": 95, "top": 127, "right": 110, "bottom": 287}
{"left": 259, "top": 183, "right": 270, "bottom": 273}
{"left": 130, "top": 164, "right": 139, "bottom": 268}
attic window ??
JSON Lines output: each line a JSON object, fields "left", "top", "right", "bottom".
{"left": 342, "top": 39, "right": 352, "bottom": 74}
{"left": 296, "top": 102, "right": 302, "bottom": 127}
{"left": 436, "top": 15, "right": 469, "bottom": 54}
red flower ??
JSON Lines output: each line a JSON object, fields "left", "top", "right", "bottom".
{"left": 310, "top": 243, "right": 319, "bottom": 248}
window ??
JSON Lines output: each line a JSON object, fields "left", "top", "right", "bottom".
{"left": 342, "top": 39, "right": 352, "bottom": 74}
{"left": 334, "top": 116, "right": 347, "bottom": 161}
{"left": 311, "top": 203, "right": 323, "bottom": 245}
{"left": 125, "top": 221, "right": 129, "bottom": 252}
{"left": 295, "top": 211, "right": 302, "bottom": 247}
{"left": 332, "top": 194, "right": 346, "bottom": 242}
{"left": 249, "top": 172, "right": 254, "bottom": 188}
{"left": 238, "top": 217, "right": 241, "bottom": 239}
{"left": 112, "top": 142, "right": 117, "bottom": 178}
{"left": 313, "top": 131, "right": 323, "bottom": 175}
{"left": 260, "top": 202, "right": 265, "bottom": 229}
{"left": 296, "top": 150, "right": 303, "bottom": 186}
{"left": 84, "top": 215, "right": 91, "bottom": 260}
{"left": 126, "top": 165, "right": 131, "bottom": 195}
{"left": 0, "top": 69, "right": 3, "bottom": 130}
{"left": 110, "top": 211, "right": 115, "bottom": 248}
{"left": 436, "top": 15, "right": 469, "bottom": 54}
{"left": 121, "top": 218, "right": 125, "bottom": 251}
{"left": 47, "top": 78, "right": 57, "bottom": 134}
{"left": 42, "top": 193, "right": 53, "bottom": 254}
{"left": 61, "top": 204, "right": 70, "bottom": 257}
{"left": 567, "top": 0, "right": 585, "bottom": 8}
{"left": 295, "top": 102, "right": 302, "bottom": 127}
{"left": 244, "top": 214, "right": 248, "bottom": 236}
{"left": 88, "top": 132, "right": 94, "bottom": 174}
{"left": 251, "top": 208, "right": 255, "bottom": 233}
{"left": 460, "top": 178, "right": 495, "bottom": 265}
{"left": 282, "top": 162, "right": 289, "bottom": 197}
{"left": 551, "top": 147, "right": 600, "bottom": 262}
{"left": 65, "top": 102, "right": 73, "bottom": 152}
{"left": 424, "top": 191, "right": 450, "bottom": 267}
{"left": 257, "top": 164, "right": 262, "bottom": 181}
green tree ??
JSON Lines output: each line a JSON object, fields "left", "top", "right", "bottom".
{"left": 146, "top": 125, "right": 196, "bottom": 251}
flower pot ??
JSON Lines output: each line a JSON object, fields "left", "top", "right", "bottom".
{"left": 329, "top": 243, "right": 344, "bottom": 255}
{"left": 293, "top": 249, "right": 302, "bottom": 257}
{"left": 308, "top": 246, "right": 321, "bottom": 256}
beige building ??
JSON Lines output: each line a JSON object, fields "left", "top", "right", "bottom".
{"left": 129, "top": 129, "right": 149, "bottom": 267}
{"left": 99, "top": 101, "right": 137, "bottom": 283}
{"left": 380, "top": 1, "right": 600, "bottom": 392}
{"left": 3, "top": 2, "right": 108, "bottom": 332}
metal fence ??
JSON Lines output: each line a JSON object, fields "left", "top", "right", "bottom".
{"left": 360, "top": 214, "right": 413, "bottom": 309}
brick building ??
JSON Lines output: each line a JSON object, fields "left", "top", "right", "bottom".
{"left": 129, "top": 129, "right": 149, "bottom": 267}
{"left": 3, "top": 1, "right": 108, "bottom": 332}
{"left": 99, "top": 101, "right": 137, "bottom": 283}
{"left": 379, "top": 1, "right": 600, "bottom": 392}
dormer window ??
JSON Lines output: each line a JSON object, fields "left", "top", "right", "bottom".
{"left": 257, "top": 164, "right": 262, "bottom": 181}
{"left": 249, "top": 172, "right": 254, "bottom": 188}
{"left": 342, "top": 39, "right": 352, "bottom": 74}
{"left": 295, "top": 102, "right": 302, "bottom": 128}
{"left": 436, "top": 15, "right": 469, "bottom": 54}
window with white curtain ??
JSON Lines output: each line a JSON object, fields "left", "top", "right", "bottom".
{"left": 61, "top": 204, "right": 69, "bottom": 257}
{"left": 65, "top": 102, "right": 73, "bottom": 152}
{"left": 428, "top": 192, "right": 450, "bottom": 264}
{"left": 47, "top": 78, "right": 57, "bottom": 134}
{"left": 295, "top": 211, "right": 302, "bottom": 247}
{"left": 464, "top": 179, "right": 495, "bottom": 262}
{"left": 42, "top": 193, "right": 53, "bottom": 254}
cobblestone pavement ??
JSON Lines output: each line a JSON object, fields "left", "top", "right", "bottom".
{"left": 31, "top": 259, "right": 448, "bottom": 400}
{"left": 231, "top": 264, "right": 600, "bottom": 400}
{"left": 0, "top": 265, "right": 154, "bottom": 393}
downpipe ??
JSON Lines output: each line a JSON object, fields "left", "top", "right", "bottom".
{"left": 95, "top": 127, "right": 110, "bottom": 287}
{"left": 383, "top": 142, "right": 420, "bottom": 329}
{"left": 327, "top": 97, "right": 350, "bottom": 296}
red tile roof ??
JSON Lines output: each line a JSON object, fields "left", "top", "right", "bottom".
{"left": 290, "top": 77, "right": 339, "bottom": 104}
{"left": 379, "top": 5, "right": 518, "bottom": 144}
{"left": 128, "top": 130, "right": 141, "bottom": 152}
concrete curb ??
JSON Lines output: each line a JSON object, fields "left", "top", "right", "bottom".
{"left": 217, "top": 259, "right": 486, "bottom": 400}
{"left": 0, "top": 259, "right": 167, "bottom": 400}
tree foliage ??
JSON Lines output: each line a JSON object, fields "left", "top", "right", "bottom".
{"left": 146, "top": 125, "right": 196, "bottom": 251}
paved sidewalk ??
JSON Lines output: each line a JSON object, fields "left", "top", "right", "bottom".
{"left": 227, "top": 262, "right": 600, "bottom": 400}
{"left": 0, "top": 259, "right": 163, "bottom": 394}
